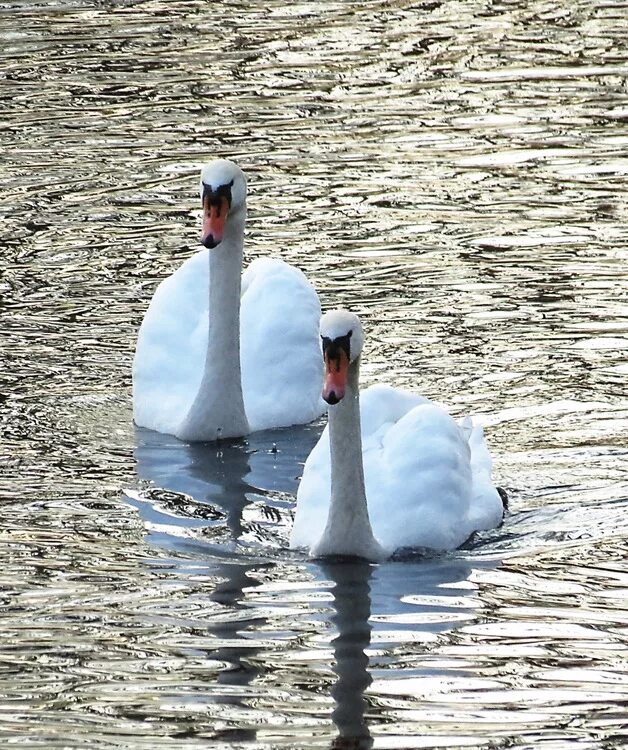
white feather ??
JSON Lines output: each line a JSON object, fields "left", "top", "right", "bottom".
{"left": 291, "top": 383, "right": 503, "bottom": 555}
{"left": 133, "top": 249, "right": 325, "bottom": 436}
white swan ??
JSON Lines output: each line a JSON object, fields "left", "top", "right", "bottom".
{"left": 133, "top": 159, "right": 325, "bottom": 441}
{"left": 290, "top": 310, "right": 505, "bottom": 561}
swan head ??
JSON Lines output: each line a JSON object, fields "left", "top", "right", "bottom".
{"left": 199, "top": 159, "right": 247, "bottom": 249}
{"left": 319, "top": 309, "right": 364, "bottom": 405}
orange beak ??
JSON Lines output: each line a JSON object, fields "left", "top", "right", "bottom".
{"left": 323, "top": 348, "right": 349, "bottom": 404}
{"left": 201, "top": 194, "right": 230, "bottom": 248}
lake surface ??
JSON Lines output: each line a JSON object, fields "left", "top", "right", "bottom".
{"left": 1, "top": 0, "right": 628, "bottom": 747}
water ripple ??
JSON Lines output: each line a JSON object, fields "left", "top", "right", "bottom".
{"left": 1, "top": 0, "right": 627, "bottom": 747}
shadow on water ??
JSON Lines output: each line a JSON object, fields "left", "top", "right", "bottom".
{"left": 134, "top": 421, "right": 323, "bottom": 494}
{"left": 129, "top": 425, "right": 295, "bottom": 744}
{"left": 132, "top": 426, "right": 254, "bottom": 542}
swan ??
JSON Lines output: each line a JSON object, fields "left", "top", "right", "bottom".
{"left": 133, "top": 159, "right": 325, "bottom": 441}
{"left": 290, "top": 309, "right": 505, "bottom": 561}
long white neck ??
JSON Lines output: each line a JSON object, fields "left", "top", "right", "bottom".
{"left": 311, "top": 356, "right": 386, "bottom": 561}
{"left": 176, "top": 208, "right": 250, "bottom": 441}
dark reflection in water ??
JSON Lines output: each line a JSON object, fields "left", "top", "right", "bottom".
{"left": 324, "top": 560, "right": 374, "bottom": 750}
{"left": 132, "top": 421, "right": 321, "bottom": 553}
{"left": 321, "top": 556, "right": 481, "bottom": 749}
{"left": 134, "top": 423, "right": 322, "bottom": 497}
{"left": 133, "top": 427, "right": 254, "bottom": 543}
{"left": 203, "top": 559, "right": 265, "bottom": 745}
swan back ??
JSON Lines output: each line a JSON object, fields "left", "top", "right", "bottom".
{"left": 240, "top": 258, "right": 324, "bottom": 431}
{"left": 134, "top": 252, "right": 325, "bottom": 436}
{"left": 292, "top": 384, "right": 503, "bottom": 555}
{"left": 133, "top": 249, "right": 208, "bottom": 435}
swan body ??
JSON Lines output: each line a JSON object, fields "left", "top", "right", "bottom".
{"left": 133, "top": 160, "right": 325, "bottom": 440}
{"left": 290, "top": 310, "right": 504, "bottom": 560}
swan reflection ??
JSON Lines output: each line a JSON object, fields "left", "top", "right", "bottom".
{"left": 321, "top": 556, "right": 482, "bottom": 748}
{"left": 203, "top": 558, "right": 268, "bottom": 744}
{"left": 130, "top": 426, "right": 253, "bottom": 548}
{"left": 129, "top": 424, "right": 497, "bottom": 749}
{"left": 131, "top": 422, "right": 321, "bottom": 551}
{"left": 322, "top": 560, "right": 374, "bottom": 749}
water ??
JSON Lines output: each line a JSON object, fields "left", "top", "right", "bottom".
{"left": 1, "top": 0, "right": 628, "bottom": 747}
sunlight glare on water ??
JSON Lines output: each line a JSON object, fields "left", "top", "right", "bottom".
{"left": 0, "top": 0, "right": 627, "bottom": 747}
